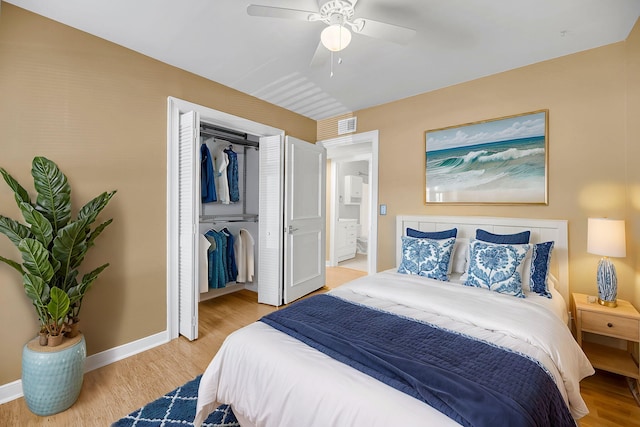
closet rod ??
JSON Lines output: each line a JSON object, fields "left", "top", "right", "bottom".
{"left": 200, "top": 214, "right": 259, "bottom": 224}
{"left": 200, "top": 124, "right": 259, "bottom": 148}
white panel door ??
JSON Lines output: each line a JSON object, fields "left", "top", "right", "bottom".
{"left": 178, "top": 111, "right": 199, "bottom": 340}
{"left": 258, "top": 135, "right": 284, "bottom": 305}
{"left": 283, "top": 136, "right": 326, "bottom": 304}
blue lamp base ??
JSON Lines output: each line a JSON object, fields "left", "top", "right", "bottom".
{"left": 597, "top": 257, "right": 617, "bottom": 308}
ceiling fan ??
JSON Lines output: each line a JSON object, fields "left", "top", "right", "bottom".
{"left": 247, "top": 0, "right": 416, "bottom": 65}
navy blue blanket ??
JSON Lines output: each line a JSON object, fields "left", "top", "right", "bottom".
{"left": 260, "top": 294, "right": 574, "bottom": 427}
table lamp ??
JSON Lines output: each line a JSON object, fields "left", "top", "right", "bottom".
{"left": 587, "top": 218, "right": 626, "bottom": 307}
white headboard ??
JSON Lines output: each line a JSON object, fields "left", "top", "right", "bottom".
{"left": 396, "top": 215, "right": 569, "bottom": 305}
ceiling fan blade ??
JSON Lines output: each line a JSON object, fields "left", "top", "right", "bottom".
{"left": 309, "top": 41, "right": 329, "bottom": 67}
{"left": 355, "top": 18, "right": 416, "bottom": 45}
{"left": 247, "top": 4, "right": 317, "bottom": 21}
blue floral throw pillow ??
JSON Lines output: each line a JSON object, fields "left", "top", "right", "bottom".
{"left": 465, "top": 240, "right": 530, "bottom": 297}
{"left": 529, "top": 241, "right": 554, "bottom": 298}
{"left": 397, "top": 236, "right": 455, "bottom": 281}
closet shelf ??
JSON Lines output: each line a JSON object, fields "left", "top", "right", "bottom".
{"left": 200, "top": 214, "right": 259, "bottom": 223}
{"left": 200, "top": 123, "right": 259, "bottom": 148}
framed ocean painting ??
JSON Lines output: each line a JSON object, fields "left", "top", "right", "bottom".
{"left": 425, "top": 110, "right": 548, "bottom": 204}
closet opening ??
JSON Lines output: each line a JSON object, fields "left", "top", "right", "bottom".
{"left": 168, "top": 96, "right": 326, "bottom": 341}
{"left": 198, "top": 120, "right": 261, "bottom": 303}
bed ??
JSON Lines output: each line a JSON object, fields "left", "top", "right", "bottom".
{"left": 195, "top": 215, "right": 594, "bottom": 427}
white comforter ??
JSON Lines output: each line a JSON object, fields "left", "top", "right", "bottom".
{"left": 195, "top": 271, "right": 594, "bottom": 427}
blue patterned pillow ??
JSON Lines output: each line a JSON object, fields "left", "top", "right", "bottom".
{"left": 407, "top": 227, "right": 457, "bottom": 240}
{"left": 397, "top": 236, "right": 455, "bottom": 281}
{"left": 465, "top": 240, "right": 530, "bottom": 297}
{"left": 476, "top": 229, "right": 530, "bottom": 244}
{"left": 529, "top": 241, "right": 554, "bottom": 298}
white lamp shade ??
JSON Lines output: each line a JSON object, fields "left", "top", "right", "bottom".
{"left": 321, "top": 24, "right": 352, "bottom": 52}
{"left": 587, "top": 218, "right": 626, "bottom": 258}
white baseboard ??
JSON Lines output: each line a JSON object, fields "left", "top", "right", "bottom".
{"left": 0, "top": 330, "right": 169, "bottom": 405}
{"left": 0, "top": 380, "right": 23, "bottom": 406}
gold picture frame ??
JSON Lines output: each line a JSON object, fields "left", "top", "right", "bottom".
{"left": 425, "top": 110, "right": 548, "bottom": 204}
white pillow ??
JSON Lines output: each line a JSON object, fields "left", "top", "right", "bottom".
{"left": 451, "top": 238, "right": 469, "bottom": 274}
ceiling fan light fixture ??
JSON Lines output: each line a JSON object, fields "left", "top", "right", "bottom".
{"left": 321, "top": 24, "right": 352, "bottom": 52}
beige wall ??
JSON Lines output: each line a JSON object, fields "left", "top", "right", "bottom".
{"left": 626, "top": 20, "right": 640, "bottom": 307}
{"left": 320, "top": 20, "right": 640, "bottom": 309}
{"left": 0, "top": 4, "right": 315, "bottom": 385}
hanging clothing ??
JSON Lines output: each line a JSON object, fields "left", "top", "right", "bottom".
{"left": 244, "top": 229, "right": 255, "bottom": 283}
{"left": 224, "top": 147, "right": 240, "bottom": 203}
{"left": 205, "top": 229, "right": 227, "bottom": 289}
{"left": 213, "top": 144, "right": 230, "bottom": 204}
{"left": 200, "top": 143, "right": 217, "bottom": 203}
{"left": 235, "top": 228, "right": 255, "bottom": 283}
{"left": 221, "top": 228, "right": 238, "bottom": 282}
{"left": 199, "top": 234, "right": 211, "bottom": 293}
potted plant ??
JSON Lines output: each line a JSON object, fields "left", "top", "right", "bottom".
{"left": 0, "top": 156, "right": 116, "bottom": 415}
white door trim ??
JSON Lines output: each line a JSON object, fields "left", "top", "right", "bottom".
{"left": 319, "top": 130, "right": 379, "bottom": 274}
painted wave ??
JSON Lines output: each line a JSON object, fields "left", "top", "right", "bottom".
{"left": 426, "top": 137, "right": 545, "bottom": 193}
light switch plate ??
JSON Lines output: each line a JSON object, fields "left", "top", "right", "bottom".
{"left": 380, "top": 204, "right": 387, "bottom": 215}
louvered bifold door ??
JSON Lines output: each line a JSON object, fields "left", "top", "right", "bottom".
{"left": 258, "top": 135, "right": 284, "bottom": 306}
{"left": 178, "top": 111, "right": 199, "bottom": 340}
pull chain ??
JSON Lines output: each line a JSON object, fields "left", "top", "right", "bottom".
{"left": 330, "top": 51, "right": 334, "bottom": 77}
{"left": 330, "top": 52, "right": 343, "bottom": 78}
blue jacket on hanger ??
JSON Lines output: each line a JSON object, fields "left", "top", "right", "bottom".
{"left": 201, "top": 144, "right": 217, "bottom": 203}
{"left": 222, "top": 228, "right": 238, "bottom": 282}
{"left": 224, "top": 147, "right": 239, "bottom": 203}
{"left": 205, "top": 229, "right": 226, "bottom": 289}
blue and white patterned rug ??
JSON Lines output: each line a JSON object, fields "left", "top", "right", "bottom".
{"left": 111, "top": 375, "right": 239, "bottom": 427}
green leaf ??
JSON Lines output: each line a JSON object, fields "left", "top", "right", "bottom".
{"left": 23, "top": 273, "right": 50, "bottom": 308}
{"left": 0, "top": 254, "right": 24, "bottom": 274}
{"left": 80, "top": 263, "right": 109, "bottom": 294}
{"left": 18, "top": 238, "right": 55, "bottom": 283}
{"left": 0, "top": 215, "right": 32, "bottom": 246}
{"left": 47, "top": 287, "right": 70, "bottom": 325}
{"left": 62, "top": 269, "right": 79, "bottom": 293}
{"left": 0, "top": 167, "right": 31, "bottom": 205}
{"left": 87, "top": 219, "right": 113, "bottom": 248}
{"left": 31, "top": 157, "right": 71, "bottom": 234}
{"left": 67, "top": 263, "right": 109, "bottom": 320}
{"left": 67, "top": 283, "right": 82, "bottom": 306}
{"left": 78, "top": 190, "right": 116, "bottom": 224}
{"left": 52, "top": 218, "right": 90, "bottom": 278}
{"left": 19, "top": 202, "right": 54, "bottom": 247}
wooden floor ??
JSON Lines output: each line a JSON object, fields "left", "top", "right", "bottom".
{"left": 1, "top": 266, "right": 639, "bottom": 426}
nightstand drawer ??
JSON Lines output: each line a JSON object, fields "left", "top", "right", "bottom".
{"left": 582, "top": 311, "right": 639, "bottom": 341}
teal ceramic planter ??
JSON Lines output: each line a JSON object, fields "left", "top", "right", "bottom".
{"left": 22, "top": 334, "right": 86, "bottom": 416}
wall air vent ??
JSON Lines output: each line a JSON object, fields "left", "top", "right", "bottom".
{"left": 337, "top": 117, "right": 357, "bottom": 135}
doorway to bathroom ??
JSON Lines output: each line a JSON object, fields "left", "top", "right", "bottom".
{"left": 320, "top": 130, "right": 378, "bottom": 275}
{"left": 334, "top": 158, "right": 369, "bottom": 271}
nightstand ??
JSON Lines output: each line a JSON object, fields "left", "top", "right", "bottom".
{"left": 572, "top": 292, "right": 640, "bottom": 405}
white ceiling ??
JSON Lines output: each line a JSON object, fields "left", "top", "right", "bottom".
{"left": 5, "top": 0, "right": 640, "bottom": 120}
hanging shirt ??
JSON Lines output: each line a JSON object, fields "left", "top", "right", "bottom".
{"left": 235, "top": 228, "right": 255, "bottom": 283}
{"left": 213, "top": 140, "right": 230, "bottom": 205}
{"left": 199, "top": 234, "right": 211, "bottom": 293}
{"left": 234, "top": 230, "right": 246, "bottom": 283}
{"left": 200, "top": 143, "right": 217, "bottom": 203}
{"left": 224, "top": 147, "right": 240, "bottom": 203}
{"left": 244, "top": 229, "right": 255, "bottom": 282}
